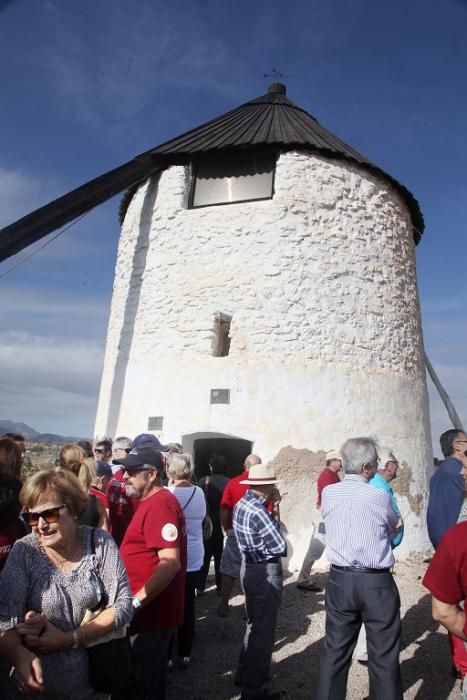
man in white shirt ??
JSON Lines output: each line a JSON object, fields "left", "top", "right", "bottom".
{"left": 316, "top": 436, "right": 402, "bottom": 700}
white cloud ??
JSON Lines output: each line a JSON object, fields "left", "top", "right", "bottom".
{"left": 0, "top": 330, "right": 104, "bottom": 394}
{"left": 0, "top": 286, "right": 108, "bottom": 320}
{"left": 0, "top": 167, "right": 61, "bottom": 228}
{"left": 0, "top": 330, "right": 105, "bottom": 436}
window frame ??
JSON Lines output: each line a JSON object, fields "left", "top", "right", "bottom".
{"left": 188, "top": 150, "right": 277, "bottom": 210}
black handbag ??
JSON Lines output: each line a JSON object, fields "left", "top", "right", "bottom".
{"left": 87, "top": 635, "right": 132, "bottom": 694}
{"left": 86, "top": 529, "right": 133, "bottom": 694}
{"left": 202, "top": 478, "right": 213, "bottom": 541}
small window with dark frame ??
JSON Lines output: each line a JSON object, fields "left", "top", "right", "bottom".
{"left": 190, "top": 151, "right": 276, "bottom": 208}
{"left": 213, "top": 313, "right": 232, "bottom": 357}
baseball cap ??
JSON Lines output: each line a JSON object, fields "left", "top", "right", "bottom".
{"left": 112, "top": 447, "right": 164, "bottom": 471}
{"left": 326, "top": 450, "right": 342, "bottom": 462}
{"left": 95, "top": 460, "right": 113, "bottom": 477}
{"left": 132, "top": 433, "right": 169, "bottom": 452}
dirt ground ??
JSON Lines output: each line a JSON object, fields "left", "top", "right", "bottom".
{"left": 166, "top": 558, "right": 461, "bottom": 700}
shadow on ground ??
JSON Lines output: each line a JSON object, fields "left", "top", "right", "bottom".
{"left": 166, "top": 566, "right": 461, "bottom": 700}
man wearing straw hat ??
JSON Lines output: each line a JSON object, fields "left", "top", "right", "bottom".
{"left": 233, "top": 462, "right": 286, "bottom": 700}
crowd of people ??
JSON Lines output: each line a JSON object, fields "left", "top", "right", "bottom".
{"left": 0, "top": 428, "right": 466, "bottom": 699}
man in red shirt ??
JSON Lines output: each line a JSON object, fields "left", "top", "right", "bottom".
{"left": 218, "top": 454, "right": 262, "bottom": 617}
{"left": 423, "top": 518, "right": 467, "bottom": 696}
{"left": 117, "top": 447, "right": 187, "bottom": 700}
{"left": 107, "top": 465, "right": 139, "bottom": 547}
{"left": 296, "top": 450, "right": 342, "bottom": 592}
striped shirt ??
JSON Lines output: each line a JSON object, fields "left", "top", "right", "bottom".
{"left": 233, "top": 491, "right": 287, "bottom": 563}
{"left": 321, "top": 474, "right": 399, "bottom": 569}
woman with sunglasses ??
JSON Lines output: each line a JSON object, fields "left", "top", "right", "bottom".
{"left": 0, "top": 469, "right": 132, "bottom": 698}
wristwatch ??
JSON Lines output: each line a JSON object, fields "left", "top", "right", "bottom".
{"left": 132, "top": 597, "right": 142, "bottom": 611}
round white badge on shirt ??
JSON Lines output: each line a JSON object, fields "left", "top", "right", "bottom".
{"left": 161, "top": 523, "right": 178, "bottom": 542}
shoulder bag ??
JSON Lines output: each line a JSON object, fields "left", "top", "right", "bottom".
{"left": 84, "top": 529, "right": 132, "bottom": 694}
{"left": 202, "top": 477, "right": 213, "bottom": 541}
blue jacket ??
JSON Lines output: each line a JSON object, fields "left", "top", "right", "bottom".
{"left": 370, "top": 472, "right": 404, "bottom": 548}
{"left": 427, "top": 456, "right": 464, "bottom": 549}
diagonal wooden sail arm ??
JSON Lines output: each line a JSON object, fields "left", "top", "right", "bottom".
{"left": 0, "top": 153, "right": 168, "bottom": 263}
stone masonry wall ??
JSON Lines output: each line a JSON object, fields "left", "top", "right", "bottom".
{"left": 95, "top": 151, "right": 433, "bottom": 558}
{"left": 117, "top": 152, "right": 423, "bottom": 373}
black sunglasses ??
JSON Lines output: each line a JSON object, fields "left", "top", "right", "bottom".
{"left": 124, "top": 466, "right": 150, "bottom": 476}
{"left": 23, "top": 504, "right": 67, "bottom": 527}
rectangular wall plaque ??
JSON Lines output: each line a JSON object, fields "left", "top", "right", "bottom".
{"left": 210, "top": 389, "right": 230, "bottom": 404}
{"left": 147, "top": 416, "right": 164, "bottom": 431}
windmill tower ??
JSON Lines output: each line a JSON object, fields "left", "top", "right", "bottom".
{"left": 95, "top": 84, "right": 432, "bottom": 561}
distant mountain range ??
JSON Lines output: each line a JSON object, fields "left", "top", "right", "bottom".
{"left": 0, "top": 419, "right": 87, "bottom": 444}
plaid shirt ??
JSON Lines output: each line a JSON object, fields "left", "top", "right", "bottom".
{"left": 233, "top": 490, "right": 287, "bottom": 563}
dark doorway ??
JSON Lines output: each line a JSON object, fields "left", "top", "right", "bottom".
{"left": 193, "top": 437, "right": 253, "bottom": 480}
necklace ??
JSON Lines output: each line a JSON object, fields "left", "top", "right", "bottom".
{"left": 40, "top": 535, "right": 82, "bottom": 572}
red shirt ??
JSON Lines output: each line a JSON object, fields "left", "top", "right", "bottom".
{"left": 423, "top": 521, "right": 467, "bottom": 637}
{"left": 220, "top": 471, "right": 273, "bottom": 529}
{"left": 120, "top": 488, "right": 187, "bottom": 630}
{"left": 221, "top": 471, "right": 250, "bottom": 529}
{"left": 317, "top": 468, "right": 341, "bottom": 508}
{"left": 89, "top": 486, "right": 108, "bottom": 510}
{"left": 106, "top": 469, "right": 139, "bottom": 547}
{"left": 0, "top": 520, "right": 26, "bottom": 573}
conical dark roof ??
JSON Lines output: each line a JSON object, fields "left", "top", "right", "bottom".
{"left": 146, "top": 83, "right": 423, "bottom": 242}
{"left": 0, "top": 83, "right": 424, "bottom": 263}
{"left": 151, "top": 83, "right": 368, "bottom": 160}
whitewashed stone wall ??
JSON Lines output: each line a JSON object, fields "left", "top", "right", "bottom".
{"left": 95, "top": 151, "right": 433, "bottom": 559}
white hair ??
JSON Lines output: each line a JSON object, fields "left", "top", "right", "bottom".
{"left": 340, "top": 437, "right": 378, "bottom": 474}
{"left": 113, "top": 436, "right": 133, "bottom": 451}
{"left": 166, "top": 453, "right": 194, "bottom": 481}
{"left": 379, "top": 447, "right": 397, "bottom": 468}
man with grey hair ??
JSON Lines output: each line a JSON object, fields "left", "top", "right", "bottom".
{"left": 354, "top": 448, "right": 404, "bottom": 663}
{"left": 316, "top": 437, "right": 403, "bottom": 700}
{"left": 112, "top": 436, "right": 133, "bottom": 474}
{"left": 427, "top": 428, "right": 467, "bottom": 549}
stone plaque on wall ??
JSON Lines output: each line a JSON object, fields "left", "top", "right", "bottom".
{"left": 147, "top": 416, "right": 164, "bottom": 430}
{"left": 210, "top": 389, "right": 230, "bottom": 404}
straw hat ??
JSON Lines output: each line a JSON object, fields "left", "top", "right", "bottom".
{"left": 240, "top": 463, "right": 279, "bottom": 485}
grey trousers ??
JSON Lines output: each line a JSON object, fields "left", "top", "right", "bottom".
{"left": 297, "top": 521, "right": 326, "bottom": 583}
{"left": 237, "top": 559, "right": 283, "bottom": 699}
{"left": 316, "top": 567, "right": 402, "bottom": 700}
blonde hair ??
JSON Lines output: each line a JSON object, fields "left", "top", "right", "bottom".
{"left": 21, "top": 469, "right": 88, "bottom": 518}
{"left": 166, "top": 453, "right": 194, "bottom": 481}
{"left": 59, "top": 444, "right": 96, "bottom": 493}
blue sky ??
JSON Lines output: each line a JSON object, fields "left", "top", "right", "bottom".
{"left": 0, "top": 0, "right": 465, "bottom": 451}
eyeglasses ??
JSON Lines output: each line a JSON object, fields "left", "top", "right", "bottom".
{"left": 23, "top": 504, "right": 67, "bottom": 527}
{"left": 124, "top": 467, "right": 148, "bottom": 476}
{"left": 94, "top": 448, "right": 105, "bottom": 454}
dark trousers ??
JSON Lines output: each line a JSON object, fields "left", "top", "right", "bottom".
{"left": 117, "top": 627, "right": 172, "bottom": 700}
{"left": 316, "top": 567, "right": 402, "bottom": 700}
{"left": 198, "top": 532, "right": 224, "bottom": 591}
{"left": 237, "top": 560, "right": 283, "bottom": 699}
{"left": 169, "top": 569, "right": 199, "bottom": 658}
